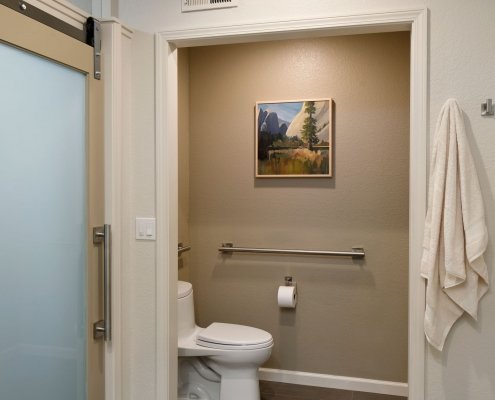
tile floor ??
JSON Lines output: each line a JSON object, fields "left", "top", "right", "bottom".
{"left": 259, "top": 381, "right": 407, "bottom": 400}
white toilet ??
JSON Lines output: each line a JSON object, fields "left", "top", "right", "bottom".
{"left": 178, "top": 281, "right": 273, "bottom": 400}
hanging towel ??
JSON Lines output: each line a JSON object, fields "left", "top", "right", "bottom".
{"left": 421, "top": 98, "right": 489, "bottom": 351}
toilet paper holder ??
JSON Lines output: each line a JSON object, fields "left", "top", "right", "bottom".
{"left": 278, "top": 277, "right": 298, "bottom": 308}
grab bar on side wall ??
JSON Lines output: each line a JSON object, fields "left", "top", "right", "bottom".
{"left": 218, "top": 242, "right": 365, "bottom": 259}
{"left": 178, "top": 243, "right": 191, "bottom": 256}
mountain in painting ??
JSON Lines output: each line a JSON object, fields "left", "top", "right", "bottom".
{"left": 285, "top": 101, "right": 330, "bottom": 142}
{"left": 258, "top": 109, "right": 290, "bottom": 136}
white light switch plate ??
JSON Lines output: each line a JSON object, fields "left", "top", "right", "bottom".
{"left": 135, "top": 217, "right": 156, "bottom": 240}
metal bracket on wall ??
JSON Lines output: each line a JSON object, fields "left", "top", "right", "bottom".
{"left": 178, "top": 243, "right": 192, "bottom": 256}
{"left": 481, "top": 98, "right": 494, "bottom": 116}
{"left": 85, "top": 17, "right": 101, "bottom": 80}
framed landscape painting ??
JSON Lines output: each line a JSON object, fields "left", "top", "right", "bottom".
{"left": 256, "top": 99, "right": 333, "bottom": 178}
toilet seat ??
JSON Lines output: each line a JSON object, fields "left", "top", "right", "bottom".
{"left": 196, "top": 323, "right": 273, "bottom": 350}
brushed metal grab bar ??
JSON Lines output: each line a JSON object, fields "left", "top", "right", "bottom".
{"left": 218, "top": 242, "right": 365, "bottom": 259}
{"left": 178, "top": 243, "right": 191, "bottom": 255}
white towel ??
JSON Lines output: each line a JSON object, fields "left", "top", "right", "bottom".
{"left": 421, "top": 98, "right": 489, "bottom": 351}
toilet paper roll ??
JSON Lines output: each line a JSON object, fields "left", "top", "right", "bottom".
{"left": 277, "top": 285, "right": 297, "bottom": 308}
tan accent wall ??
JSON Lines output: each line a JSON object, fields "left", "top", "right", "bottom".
{"left": 178, "top": 48, "right": 191, "bottom": 282}
{"left": 180, "top": 32, "right": 410, "bottom": 382}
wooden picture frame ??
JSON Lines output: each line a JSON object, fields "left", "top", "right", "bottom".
{"left": 255, "top": 98, "right": 333, "bottom": 178}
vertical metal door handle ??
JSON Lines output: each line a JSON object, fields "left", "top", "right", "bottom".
{"left": 93, "top": 224, "right": 111, "bottom": 341}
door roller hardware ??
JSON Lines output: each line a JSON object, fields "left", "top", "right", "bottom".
{"left": 85, "top": 17, "right": 101, "bottom": 80}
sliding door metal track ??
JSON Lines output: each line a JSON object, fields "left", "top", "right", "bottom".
{"left": 0, "top": 0, "right": 89, "bottom": 45}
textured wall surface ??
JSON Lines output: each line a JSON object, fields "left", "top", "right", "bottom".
{"left": 184, "top": 33, "right": 410, "bottom": 382}
{"left": 118, "top": 0, "right": 424, "bottom": 34}
{"left": 117, "top": 0, "right": 495, "bottom": 399}
{"left": 425, "top": 1, "right": 495, "bottom": 399}
{"left": 65, "top": 0, "right": 92, "bottom": 13}
{"left": 62, "top": 0, "right": 119, "bottom": 17}
{"left": 178, "top": 49, "right": 191, "bottom": 283}
{"left": 121, "top": 30, "right": 157, "bottom": 400}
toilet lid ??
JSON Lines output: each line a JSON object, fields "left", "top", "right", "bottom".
{"left": 196, "top": 323, "right": 273, "bottom": 350}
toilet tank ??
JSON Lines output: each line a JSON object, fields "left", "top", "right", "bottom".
{"left": 178, "top": 281, "right": 196, "bottom": 338}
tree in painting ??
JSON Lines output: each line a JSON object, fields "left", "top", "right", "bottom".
{"left": 300, "top": 101, "right": 319, "bottom": 151}
{"left": 256, "top": 99, "right": 331, "bottom": 177}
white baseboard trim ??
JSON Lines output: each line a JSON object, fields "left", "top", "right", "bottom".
{"left": 258, "top": 368, "right": 408, "bottom": 397}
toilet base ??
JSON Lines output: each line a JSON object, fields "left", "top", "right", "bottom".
{"left": 219, "top": 377, "right": 260, "bottom": 400}
{"left": 205, "top": 350, "right": 269, "bottom": 400}
{"left": 179, "top": 354, "right": 266, "bottom": 400}
{"left": 178, "top": 357, "right": 220, "bottom": 400}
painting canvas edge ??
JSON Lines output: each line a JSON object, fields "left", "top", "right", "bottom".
{"left": 255, "top": 98, "right": 333, "bottom": 178}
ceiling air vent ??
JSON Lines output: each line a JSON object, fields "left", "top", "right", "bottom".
{"left": 182, "top": 0, "right": 238, "bottom": 12}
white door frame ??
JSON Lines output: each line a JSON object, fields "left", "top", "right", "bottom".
{"left": 155, "top": 7, "right": 428, "bottom": 400}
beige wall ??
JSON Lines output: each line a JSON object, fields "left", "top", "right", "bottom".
{"left": 181, "top": 32, "right": 410, "bottom": 382}
{"left": 178, "top": 49, "right": 191, "bottom": 282}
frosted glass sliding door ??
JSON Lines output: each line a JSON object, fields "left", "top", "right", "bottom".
{"left": 0, "top": 41, "right": 87, "bottom": 400}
